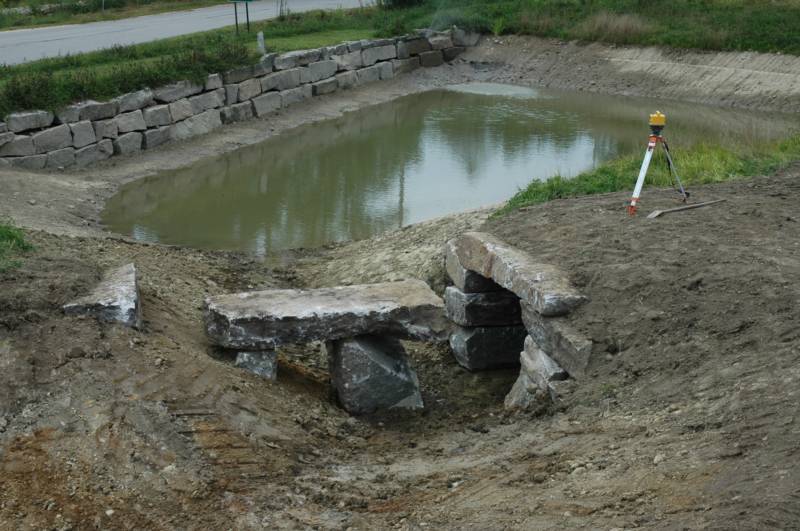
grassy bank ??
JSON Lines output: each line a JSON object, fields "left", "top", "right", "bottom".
{"left": 0, "top": 0, "right": 224, "bottom": 30}
{"left": 0, "top": 223, "right": 31, "bottom": 271}
{"left": 381, "top": 0, "right": 800, "bottom": 55}
{"left": 494, "top": 135, "right": 800, "bottom": 216}
{"left": 3, "top": 0, "right": 800, "bottom": 115}
{"left": 0, "top": 9, "right": 376, "bottom": 115}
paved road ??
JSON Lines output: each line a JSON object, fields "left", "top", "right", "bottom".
{"left": 0, "top": 0, "right": 362, "bottom": 65}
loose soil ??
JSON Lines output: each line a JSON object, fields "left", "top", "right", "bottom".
{"left": 2, "top": 36, "right": 800, "bottom": 529}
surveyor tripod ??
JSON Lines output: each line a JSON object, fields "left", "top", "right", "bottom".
{"left": 627, "top": 111, "right": 689, "bottom": 216}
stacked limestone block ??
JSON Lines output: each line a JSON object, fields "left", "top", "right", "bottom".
{"left": 444, "top": 240, "right": 527, "bottom": 369}
{"left": 445, "top": 232, "right": 591, "bottom": 408}
{"left": 0, "top": 28, "right": 479, "bottom": 171}
{"left": 203, "top": 280, "right": 450, "bottom": 415}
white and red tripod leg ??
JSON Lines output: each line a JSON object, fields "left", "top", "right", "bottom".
{"left": 627, "top": 137, "right": 657, "bottom": 216}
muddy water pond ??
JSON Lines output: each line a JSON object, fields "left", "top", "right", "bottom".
{"left": 103, "top": 83, "right": 796, "bottom": 254}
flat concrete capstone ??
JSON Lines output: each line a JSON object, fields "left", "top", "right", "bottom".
{"left": 204, "top": 279, "right": 449, "bottom": 350}
{"left": 449, "top": 232, "right": 587, "bottom": 316}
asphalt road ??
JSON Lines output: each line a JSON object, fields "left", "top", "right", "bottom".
{"left": 0, "top": 0, "right": 362, "bottom": 65}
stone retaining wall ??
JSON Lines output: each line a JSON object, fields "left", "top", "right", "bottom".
{"left": 0, "top": 28, "right": 479, "bottom": 171}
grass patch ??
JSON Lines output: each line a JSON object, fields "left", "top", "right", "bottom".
{"left": 0, "top": 8, "right": 377, "bottom": 115}
{"left": 494, "top": 135, "right": 800, "bottom": 216}
{"left": 0, "top": 222, "right": 32, "bottom": 272}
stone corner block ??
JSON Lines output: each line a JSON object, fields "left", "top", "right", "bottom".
{"left": 63, "top": 263, "right": 141, "bottom": 328}
{"left": 448, "top": 324, "right": 526, "bottom": 371}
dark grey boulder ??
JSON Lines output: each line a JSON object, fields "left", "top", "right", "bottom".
{"left": 327, "top": 335, "right": 423, "bottom": 415}
{"left": 444, "top": 286, "right": 521, "bottom": 326}
{"left": 448, "top": 325, "right": 526, "bottom": 370}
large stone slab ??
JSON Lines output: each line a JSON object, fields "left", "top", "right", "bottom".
{"left": 9, "top": 154, "right": 46, "bottom": 170}
{"left": 449, "top": 232, "right": 587, "bottom": 316}
{"left": 115, "top": 110, "right": 146, "bottom": 133}
{"left": 113, "top": 132, "right": 142, "bottom": 155}
{"left": 6, "top": 110, "right": 53, "bottom": 133}
{"left": 235, "top": 351, "right": 277, "bottom": 380}
{"left": 93, "top": 118, "right": 118, "bottom": 139}
{"left": 75, "top": 139, "right": 113, "bottom": 167}
{"left": 0, "top": 131, "right": 13, "bottom": 148}
{"left": 428, "top": 35, "right": 454, "bottom": 50}
{"left": 448, "top": 325, "right": 526, "bottom": 371}
{"left": 392, "top": 57, "right": 420, "bottom": 74}
{"left": 204, "top": 279, "right": 449, "bottom": 349}
{"left": 170, "top": 109, "right": 222, "bottom": 141}
{"left": 222, "top": 65, "right": 254, "bottom": 84}
{"left": 143, "top": 126, "right": 170, "bottom": 150}
{"left": 521, "top": 301, "right": 592, "bottom": 379}
{"left": 274, "top": 48, "right": 322, "bottom": 70}
{"left": 443, "top": 47, "right": 465, "bottom": 61}
{"left": 280, "top": 85, "right": 312, "bottom": 107}
{"left": 312, "top": 78, "right": 338, "bottom": 96}
{"left": 32, "top": 124, "right": 71, "bottom": 153}
{"left": 168, "top": 99, "right": 194, "bottom": 123}
{"left": 45, "top": 147, "right": 75, "bottom": 169}
{"left": 362, "top": 44, "right": 396, "bottom": 66}
{"left": 0, "top": 135, "right": 35, "bottom": 157}
{"left": 237, "top": 78, "right": 262, "bottom": 102}
{"left": 252, "top": 92, "right": 281, "bottom": 117}
{"left": 335, "top": 71, "right": 358, "bottom": 90}
{"left": 143, "top": 105, "right": 171, "bottom": 128}
{"left": 444, "top": 238, "right": 502, "bottom": 293}
{"left": 307, "top": 60, "right": 337, "bottom": 82}
{"left": 63, "top": 263, "right": 141, "bottom": 328}
{"left": 419, "top": 50, "right": 444, "bottom": 67}
{"left": 520, "top": 335, "right": 568, "bottom": 401}
{"left": 444, "top": 286, "right": 521, "bottom": 327}
{"left": 153, "top": 80, "right": 203, "bottom": 103}
{"left": 222, "top": 101, "right": 255, "bottom": 123}
{"left": 80, "top": 100, "right": 119, "bottom": 121}
{"left": 113, "top": 89, "right": 154, "bottom": 112}
{"left": 333, "top": 50, "right": 363, "bottom": 71}
{"left": 396, "top": 37, "right": 430, "bottom": 59}
{"left": 327, "top": 335, "right": 423, "bottom": 415}
{"left": 356, "top": 64, "right": 381, "bottom": 85}
{"left": 69, "top": 120, "right": 96, "bottom": 148}
{"left": 189, "top": 89, "right": 224, "bottom": 114}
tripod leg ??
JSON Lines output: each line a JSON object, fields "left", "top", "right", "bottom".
{"left": 661, "top": 140, "right": 689, "bottom": 202}
{"left": 628, "top": 138, "right": 657, "bottom": 216}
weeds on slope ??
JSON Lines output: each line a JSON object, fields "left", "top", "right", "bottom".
{"left": 494, "top": 135, "right": 800, "bottom": 216}
{"left": 0, "top": 223, "right": 32, "bottom": 272}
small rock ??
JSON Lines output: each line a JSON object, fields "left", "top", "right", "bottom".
{"left": 653, "top": 453, "right": 666, "bottom": 465}
{"left": 28, "top": 199, "right": 36, "bottom": 205}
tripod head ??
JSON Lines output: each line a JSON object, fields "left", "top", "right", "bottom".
{"left": 649, "top": 111, "right": 666, "bottom": 137}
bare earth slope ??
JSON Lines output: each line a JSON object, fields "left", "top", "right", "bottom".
{"left": 1, "top": 37, "right": 800, "bottom": 529}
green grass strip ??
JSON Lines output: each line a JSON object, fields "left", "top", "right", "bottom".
{"left": 494, "top": 135, "right": 800, "bottom": 217}
{"left": 0, "top": 222, "right": 32, "bottom": 272}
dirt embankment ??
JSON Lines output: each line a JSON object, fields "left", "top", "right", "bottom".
{"left": 2, "top": 36, "right": 800, "bottom": 529}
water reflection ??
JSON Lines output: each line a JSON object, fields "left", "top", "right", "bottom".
{"left": 103, "top": 84, "right": 798, "bottom": 254}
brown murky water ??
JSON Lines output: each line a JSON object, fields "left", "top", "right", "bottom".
{"left": 102, "top": 83, "right": 797, "bottom": 254}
